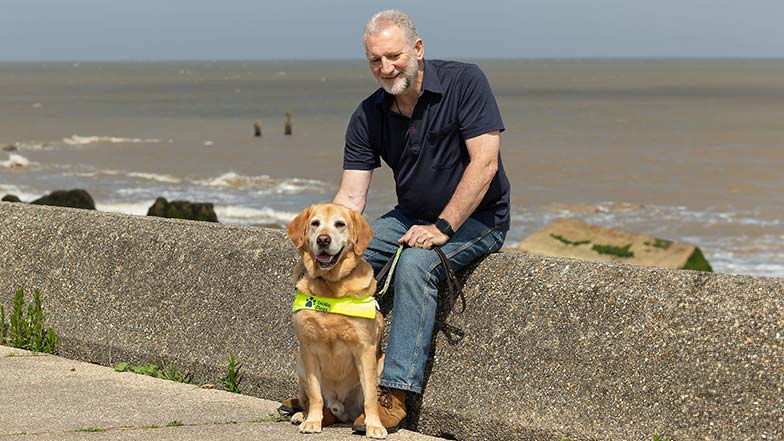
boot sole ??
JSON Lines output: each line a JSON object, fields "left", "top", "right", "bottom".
{"left": 276, "top": 404, "right": 303, "bottom": 416}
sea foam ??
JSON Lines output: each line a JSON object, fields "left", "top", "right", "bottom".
{"left": 193, "top": 172, "right": 326, "bottom": 194}
{"left": 1, "top": 154, "right": 35, "bottom": 169}
{"left": 63, "top": 135, "right": 161, "bottom": 145}
{"left": 0, "top": 184, "right": 40, "bottom": 201}
{"left": 127, "top": 172, "right": 182, "bottom": 184}
{"left": 215, "top": 205, "right": 297, "bottom": 224}
{"left": 96, "top": 201, "right": 154, "bottom": 216}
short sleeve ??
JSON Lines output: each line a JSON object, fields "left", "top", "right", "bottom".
{"left": 457, "top": 64, "right": 505, "bottom": 140}
{"left": 343, "top": 103, "right": 381, "bottom": 170}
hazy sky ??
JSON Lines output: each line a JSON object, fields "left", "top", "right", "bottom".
{"left": 1, "top": 0, "right": 783, "bottom": 61}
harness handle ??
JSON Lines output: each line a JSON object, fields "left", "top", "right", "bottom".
{"left": 375, "top": 244, "right": 466, "bottom": 343}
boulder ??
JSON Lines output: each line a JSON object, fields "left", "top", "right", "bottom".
{"left": 516, "top": 218, "right": 712, "bottom": 272}
{"left": 30, "top": 189, "right": 96, "bottom": 210}
{"left": 147, "top": 197, "right": 218, "bottom": 222}
{"left": 2, "top": 144, "right": 17, "bottom": 152}
{"left": 2, "top": 194, "right": 22, "bottom": 202}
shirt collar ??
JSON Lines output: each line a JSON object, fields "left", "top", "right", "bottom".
{"left": 373, "top": 59, "right": 444, "bottom": 106}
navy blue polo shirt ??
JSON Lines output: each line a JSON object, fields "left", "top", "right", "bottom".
{"left": 344, "top": 59, "right": 511, "bottom": 231}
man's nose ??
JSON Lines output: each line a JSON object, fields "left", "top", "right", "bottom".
{"left": 317, "top": 234, "right": 331, "bottom": 248}
{"left": 380, "top": 58, "right": 395, "bottom": 75}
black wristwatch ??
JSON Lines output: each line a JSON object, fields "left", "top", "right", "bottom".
{"left": 435, "top": 218, "right": 455, "bottom": 237}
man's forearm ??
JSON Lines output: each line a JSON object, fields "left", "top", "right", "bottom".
{"left": 333, "top": 169, "right": 373, "bottom": 214}
{"left": 439, "top": 158, "right": 498, "bottom": 230}
{"left": 333, "top": 191, "right": 366, "bottom": 214}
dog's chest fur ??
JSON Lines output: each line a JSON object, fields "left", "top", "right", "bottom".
{"left": 293, "top": 309, "right": 374, "bottom": 346}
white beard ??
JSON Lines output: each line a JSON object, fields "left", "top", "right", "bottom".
{"left": 379, "top": 55, "right": 418, "bottom": 95}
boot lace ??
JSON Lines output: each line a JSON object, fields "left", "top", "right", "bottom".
{"left": 378, "top": 386, "right": 393, "bottom": 409}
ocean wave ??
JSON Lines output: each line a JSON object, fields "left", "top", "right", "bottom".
{"left": 520, "top": 203, "right": 782, "bottom": 229}
{"left": 0, "top": 184, "right": 40, "bottom": 201}
{"left": 270, "top": 178, "right": 328, "bottom": 194}
{"left": 215, "top": 206, "right": 297, "bottom": 224}
{"left": 95, "top": 201, "right": 153, "bottom": 216}
{"left": 11, "top": 141, "right": 48, "bottom": 150}
{"left": 94, "top": 200, "right": 297, "bottom": 225}
{"left": 1, "top": 154, "right": 36, "bottom": 169}
{"left": 63, "top": 135, "right": 161, "bottom": 145}
{"left": 62, "top": 169, "right": 122, "bottom": 177}
{"left": 541, "top": 201, "right": 643, "bottom": 215}
{"left": 127, "top": 172, "right": 182, "bottom": 184}
{"left": 193, "top": 172, "right": 327, "bottom": 194}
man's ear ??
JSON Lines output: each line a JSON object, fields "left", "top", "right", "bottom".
{"left": 287, "top": 206, "right": 313, "bottom": 249}
{"left": 414, "top": 38, "right": 424, "bottom": 61}
{"left": 350, "top": 210, "right": 374, "bottom": 256}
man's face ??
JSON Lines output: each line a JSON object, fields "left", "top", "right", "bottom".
{"left": 364, "top": 25, "right": 421, "bottom": 95}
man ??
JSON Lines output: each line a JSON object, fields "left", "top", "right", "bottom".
{"left": 282, "top": 9, "right": 510, "bottom": 432}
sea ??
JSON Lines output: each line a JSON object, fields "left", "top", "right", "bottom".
{"left": 1, "top": 59, "right": 782, "bottom": 278}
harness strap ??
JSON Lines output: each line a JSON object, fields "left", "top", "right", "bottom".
{"left": 375, "top": 244, "right": 403, "bottom": 298}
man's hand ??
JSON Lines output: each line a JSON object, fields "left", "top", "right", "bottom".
{"left": 399, "top": 224, "right": 449, "bottom": 249}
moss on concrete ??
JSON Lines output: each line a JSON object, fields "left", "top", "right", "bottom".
{"left": 681, "top": 247, "right": 713, "bottom": 272}
{"left": 550, "top": 233, "right": 591, "bottom": 246}
{"left": 591, "top": 243, "right": 634, "bottom": 258}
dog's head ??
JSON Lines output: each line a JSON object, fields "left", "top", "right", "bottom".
{"left": 287, "top": 203, "right": 373, "bottom": 276}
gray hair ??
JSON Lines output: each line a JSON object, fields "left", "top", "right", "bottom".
{"left": 363, "top": 10, "right": 419, "bottom": 49}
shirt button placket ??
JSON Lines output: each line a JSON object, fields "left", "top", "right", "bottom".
{"left": 409, "top": 122, "right": 420, "bottom": 154}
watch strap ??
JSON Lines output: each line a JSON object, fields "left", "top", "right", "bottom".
{"left": 435, "top": 218, "right": 455, "bottom": 237}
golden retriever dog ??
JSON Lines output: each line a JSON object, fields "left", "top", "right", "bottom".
{"left": 287, "top": 203, "right": 387, "bottom": 439}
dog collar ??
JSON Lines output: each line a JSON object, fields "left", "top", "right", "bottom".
{"left": 292, "top": 291, "right": 379, "bottom": 319}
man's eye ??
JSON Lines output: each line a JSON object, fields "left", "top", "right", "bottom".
{"left": 310, "top": 220, "right": 320, "bottom": 227}
{"left": 335, "top": 221, "right": 346, "bottom": 228}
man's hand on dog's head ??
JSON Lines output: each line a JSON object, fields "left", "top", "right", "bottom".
{"left": 398, "top": 224, "right": 448, "bottom": 250}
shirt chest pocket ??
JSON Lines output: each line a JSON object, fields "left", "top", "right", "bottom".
{"left": 426, "top": 120, "right": 462, "bottom": 170}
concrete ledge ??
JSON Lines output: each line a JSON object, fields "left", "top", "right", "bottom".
{"left": 1, "top": 202, "right": 782, "bottom": 440}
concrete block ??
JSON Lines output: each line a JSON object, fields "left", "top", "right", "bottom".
{"left": 1, "top": 202, "right": 781, "bottom": 440}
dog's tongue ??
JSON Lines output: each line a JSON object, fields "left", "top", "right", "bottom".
{"left": 315, "top": 253, "right": 334, "bottom": 263}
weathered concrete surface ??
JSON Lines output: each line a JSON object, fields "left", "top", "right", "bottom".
{"left": 1, "top": 202, "right": 783, "bottom": 440}
{"left": 516, "top": 218, "right": 712, "bottom": 271}
{"left": 0, "top": 345, "right": 441, "bottom": 440}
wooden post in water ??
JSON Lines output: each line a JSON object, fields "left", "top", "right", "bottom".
{"left": 284, "top": 112, "right": 292, "bottom": 135}
{"left": 254, "top": 121, "right": 262, "bottom": 137}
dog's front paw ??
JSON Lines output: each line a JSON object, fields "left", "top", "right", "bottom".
{"left": 299, "top": 419, "right": 322, "bottom": 434}
{"left": 290, "top": 411, "right": 305, "bottom": 424}
{"left": 365, "top": 424, "right": 388, "bottom": 439}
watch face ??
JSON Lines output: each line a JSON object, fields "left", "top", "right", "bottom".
{"left": 436, "top": 219, "right": 453, "bottom": 236}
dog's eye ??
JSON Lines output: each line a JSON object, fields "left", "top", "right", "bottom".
{"left": 310, "top": 220, "right": 320, "bottom": 227}
{"left": 335, "top": 221, "right": 346, "bottom": 228}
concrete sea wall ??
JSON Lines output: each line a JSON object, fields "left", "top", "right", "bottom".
{"left": 1, "top": 202, "right": 782, "bottom": 440}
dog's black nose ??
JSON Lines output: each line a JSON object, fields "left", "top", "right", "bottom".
{"left": 317, "top": 234, "right": 331, "bottom": 248}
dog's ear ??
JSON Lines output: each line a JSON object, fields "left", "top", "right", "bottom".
{"left": 349, "top": 210, "right": 374, "bottom": 256}
{"left": 287, "top": 206, "right": 313, "bottom": 249}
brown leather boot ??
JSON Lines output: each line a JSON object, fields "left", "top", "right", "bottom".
{"left": 352, "top": 386, "right": 407, "bottom": 434}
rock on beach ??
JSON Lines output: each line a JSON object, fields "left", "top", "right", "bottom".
{"left": 147, "top": 197, "right": 218, "bottom": 222}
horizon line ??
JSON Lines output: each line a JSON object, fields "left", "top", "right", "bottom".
{"left": 1, "top": 56, "right": 784, "bottom": 64}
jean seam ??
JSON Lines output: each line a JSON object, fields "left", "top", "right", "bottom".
{"left": 406, "top": 270, "right": 433, "bottom": 386}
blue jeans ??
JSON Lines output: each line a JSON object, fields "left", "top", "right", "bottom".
{"left": 364, "top": 209, "right": 506, "bottom": 394}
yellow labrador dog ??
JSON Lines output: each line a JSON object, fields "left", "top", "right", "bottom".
{"left": 287, "top": 203, "right": 386, "bottom": 439}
